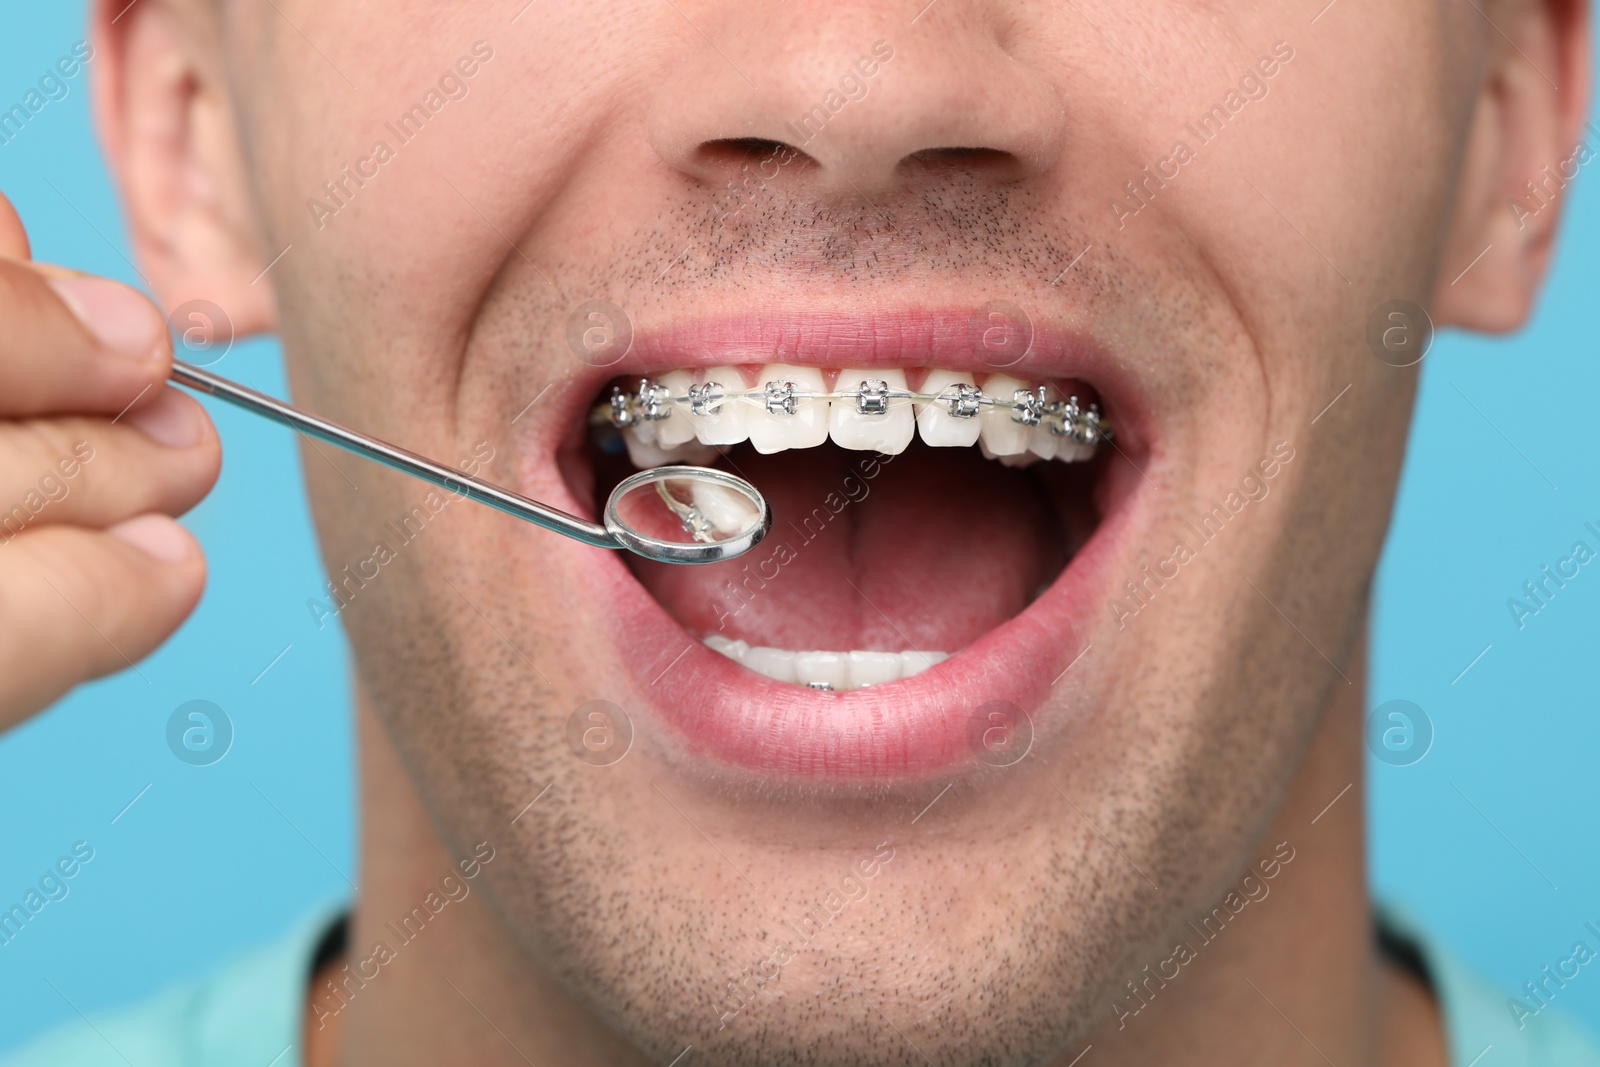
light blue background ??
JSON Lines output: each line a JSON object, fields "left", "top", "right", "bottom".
{"left": 1, "top": 0, "right": 1597, "bottom": 1052}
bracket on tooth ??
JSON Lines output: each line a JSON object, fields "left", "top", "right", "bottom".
{"left": 1045, "top": 396, "right": 1080, "bottom": 437}
{"left": 855, "top": 379, "right": 890, "bottom": 416}
{"left": 637, "top": 379, "right": 671, "bottom": 420}
{"left": 943, "top": 382, "right": 984, "bottom": 419}
{"left": 764, "top": 379, "right": 799, "bottom": 416}
{"left": 602, "top": 376, "right": 1113, "bottom": 443}
{"left": 608, "top": 387, "right": 635, "bottom": 428}
{"left": 1079, "top": 404, "right": 1103, "bottom": 445}
{"left": 686, "top": 381, "right": 725, "bottom": 418}
{"left": 1010, "top": 387, "right": 1046, "bottom": 427}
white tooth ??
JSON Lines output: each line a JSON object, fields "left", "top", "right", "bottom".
{"left": 624, "top": 424, "right": 719, "bottom": 469}
{"left": 627, "top": 411, "right": 658, "bottom": 445}
{"left": 691, "top": 480, "right": 762, "bottom": 537}
{"left": 979, "top": 439, "right": 1040, "bottom": 467}
{"left": 675, "top": 440, "right": 722, "bottom": 465}
{"left": 900, "top": 650, "right": 949, "bottom": 678}
{"left": 721, "top": 644, "right": 950, "bottom": 688}
{"left": 743, "top": 646, "right": 798, "bottom": 683}
{"left": 846, "top": 650, "right": 903, "bottom": 688}
{"left": 622, "top": 429, "right": 668, "bottom": 469}
{"left": 688, "top": 366, "right": 751, "bottom": 446}
{"left": 978, "top": 374, "right": 1031, "bottom": 455}
{"left": 1057, "top": 441, "right": 1096, "bottom": 463}
{"left": 704, "top": 634, "right": 749, "bottom": 661}
{"left": 795, "top": 651, "right": 849, "bottom": 690}
{"left": 1028, "top": 423, "right": 1060, "bottom": 461}
{"left": 746, "top": 364, "right": 829, "bottom": 454}
{"left": 829, "top": 368, "right": 915, "bottom": 453}
{"left": 654, "top": 369, "right": 699, "bottom": 448}
{"left": 915, "top": 370, "right": 983, "bottom": 448}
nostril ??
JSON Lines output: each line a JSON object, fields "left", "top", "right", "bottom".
{"left": 694, "top": 137, "right": 819, "bottom": 181}
{"left": 899, "top": 146, "right": 1024, "bottom": 180}
{"left": 704, "top": 137, "right": 789, "bottom": 159}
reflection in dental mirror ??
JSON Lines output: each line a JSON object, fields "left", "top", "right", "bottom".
{"left": 604, "top": 466, "right": 770, "bottom": 565}
{"left": 657, "top": 478, "right": 761, "bottom": 542}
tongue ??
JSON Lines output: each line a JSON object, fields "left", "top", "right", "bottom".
{"left": 628, "top": 444, "right": 1067, "bottom": 652}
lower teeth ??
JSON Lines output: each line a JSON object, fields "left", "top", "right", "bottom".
{"left": 704, "top": 634, "right": 949, "bottom": 690}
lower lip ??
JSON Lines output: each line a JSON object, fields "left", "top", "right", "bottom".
{"left": 589, "top": 486, "right": 1139, "bottom": 780}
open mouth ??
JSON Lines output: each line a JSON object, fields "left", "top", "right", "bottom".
{"left": 591, "top": 367, "right": 1109, "bottom": 687}
{"left": 553, "top": 314, "right": 1149, "bottom": 779}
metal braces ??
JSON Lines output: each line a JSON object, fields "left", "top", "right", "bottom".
{"left": 602, "top": 377, "right": 1111, "bottom": 446}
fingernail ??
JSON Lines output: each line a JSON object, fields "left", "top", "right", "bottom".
{"left": 108, "top": 515, "right": 196, "bottom": 564}
{"left": 49, "top": 277, "right": 163, "bottom": 359}
{"left": 126, "top": 387, "right": 205, "bottom": 448}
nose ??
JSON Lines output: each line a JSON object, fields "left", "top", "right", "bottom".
{"left": 645, "top": 3, "right": 1067, "bottom": 200}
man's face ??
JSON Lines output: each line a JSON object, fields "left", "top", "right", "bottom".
{"left": 215, "top": 0, "right": 1469, "bottom": 1061}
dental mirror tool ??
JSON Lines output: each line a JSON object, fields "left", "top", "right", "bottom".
{"left": 169, "top": 361, "right": 771, "bottom": 565}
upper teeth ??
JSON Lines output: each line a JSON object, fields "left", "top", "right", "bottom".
{"left": 596, "top": 366, "right": 1109, "bottom": 468}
